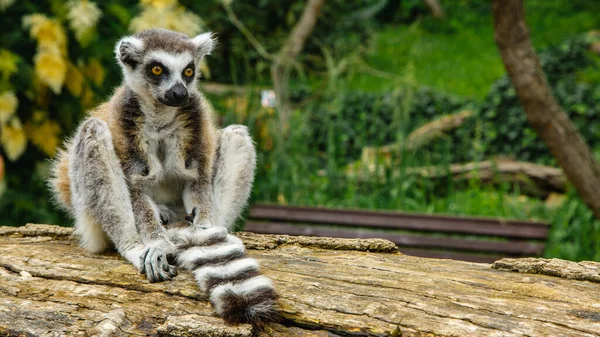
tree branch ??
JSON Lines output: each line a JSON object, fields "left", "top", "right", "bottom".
{"left": 271, "top": 0, "right": 325, "bottom": 130}
{"left": 222, "top": 3, "right": 274, "bottom": 61}
{"left": 423, "top": 0, "right": 445, "bottom": 18}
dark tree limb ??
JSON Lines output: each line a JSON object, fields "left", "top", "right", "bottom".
{"left": 491, "top": 0, "right": 600, "bottom": 220}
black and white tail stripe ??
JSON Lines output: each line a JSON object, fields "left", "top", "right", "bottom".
{"left": 172, "top": 226, "right": 279, "bottom": 327}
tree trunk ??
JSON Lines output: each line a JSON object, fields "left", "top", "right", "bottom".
{"left": 491, "top": 0, "right": 600, "bottom": 220}
{"left": 1, "top": 224, "right": 599, "bottom": 337}
{"left": 271, "top": 0, "right": 325, "bottom": 131}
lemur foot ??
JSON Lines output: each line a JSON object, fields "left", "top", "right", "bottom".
{"left": 139, "top": 240, "right": 177, "bottom": 282}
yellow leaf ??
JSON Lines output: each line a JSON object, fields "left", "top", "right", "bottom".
{"left": 140, "top": 0, "right": 177, "bottom": 10}
{"left": 34, "top": 50, "right": 67, "bottom": 94}
{"left": 1, "top": 118, "right": 27, "bottom": 161}
{"left": 23, "top": 15, "right": 67, "bottom": 52}
{"left": 0, "top": 91, "right": 18, "bottom": 124}
{"left": 66, "top": 0, "right": 102, "bottom": 45}
{"left": 0, "top": 0, "right": 16, "bottom": 11}
{"left": 0, "top": 49, "right": 19, "bottom": 81}
{"left": 81, "top": 87, "right": 95, "bottom": 109}
{"left": 25, "top": 117, "right": 61, "bottom": 157}
{"left": 65, "top": 63, "right": 84, "bottom": 97}
{"left": 82, "top": 58, "right": 105, "bottom": 86}
{"left": 130, "top": 0, "right": 203, "bottom": 36}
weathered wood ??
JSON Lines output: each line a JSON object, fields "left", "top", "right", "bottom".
{"left": 1, "top": 224, "right": 599, "bottom": 337}
{"left": 493, "top": 257, "right": 600, "bottom": 283}
{"left": 245, "top": 221, "right": 545, "bottom": 255}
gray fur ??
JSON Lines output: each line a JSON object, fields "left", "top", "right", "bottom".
{"left": 52, "top": 29, "right": 275, "bottom": 325}
{"left": 60, "top": 29, "right": 255, "bottom": 280}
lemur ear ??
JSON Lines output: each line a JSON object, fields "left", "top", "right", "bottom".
{"left": 192, "top": 32, "right": 216, "bottom": 59}
{"left": 115, "top": 36, "right": 144, "bottom": 69}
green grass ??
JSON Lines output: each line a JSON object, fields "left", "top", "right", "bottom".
{"left": 349, "top": 0, "right": 600, "bottom": 98}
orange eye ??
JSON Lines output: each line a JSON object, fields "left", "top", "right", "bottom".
{"left": 184, "top": 67, "right": 194, "bottom": 77}
{"left": 152, "top": 66, "right": 162, "bottom": 75}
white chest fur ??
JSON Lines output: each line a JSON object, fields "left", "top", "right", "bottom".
{"left": 136, "top": 110, "right": 198, "bottom": 206}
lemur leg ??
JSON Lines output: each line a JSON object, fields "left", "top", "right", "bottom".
{"left": 182, "top": 124, "right": 256, "bottom": 231}
{"left": 69, "top": 118, "right": 175, "bottom": 282}
{"left": 211, "top": 125, "right": 257, "bottom": 230}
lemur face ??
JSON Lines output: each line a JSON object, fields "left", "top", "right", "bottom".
{"left": 115, "top": 29, "right": 214, "bottom": 107}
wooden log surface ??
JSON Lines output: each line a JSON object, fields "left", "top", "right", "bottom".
{"left": 1, "top": 224, "right": 599, "bottom": 337}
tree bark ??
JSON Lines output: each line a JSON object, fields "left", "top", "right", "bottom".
{"left": 271, "top": 0, "right": 325, "bottom": 131}
{"left": 423, "top": 0, "right": 445, "bottom": 18}
{"left": 491, "top": 0, "right": 600, "bottom": 220}
{"left": 1, "top": 224, "right": 599, "bottom": 337}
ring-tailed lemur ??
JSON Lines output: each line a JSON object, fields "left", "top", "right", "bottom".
{"left": 49, "top": 28, "right": 277, "bottom": 327}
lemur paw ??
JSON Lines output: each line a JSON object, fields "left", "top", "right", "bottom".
{"left": 157, "top": 205, "right": 177, "bottom": 225}
{"left": 139, "top": 240, "right": 177, "bottom": 283}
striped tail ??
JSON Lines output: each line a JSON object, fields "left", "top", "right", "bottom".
{"left": 173, "top": 226, "right": 279, "bottom": 327}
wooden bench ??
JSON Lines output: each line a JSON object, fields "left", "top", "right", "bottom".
{"left": 244, "top": 203, "right": 551, "bottom": 263}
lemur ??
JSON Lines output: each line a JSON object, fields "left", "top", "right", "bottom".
{"left": 49, "top": 28, "right": 278, "bottom": 327}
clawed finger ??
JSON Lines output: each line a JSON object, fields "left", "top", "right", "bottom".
{"left": 145, "top": 248, "right": 175, "bottom": 283}
{"left": 139, "top": 249, "right": 150, "bottom": 275}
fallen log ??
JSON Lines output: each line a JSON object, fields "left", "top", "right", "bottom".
{"left": 356, "top": 110, "right": 474, "bottom": 168}
{"left": 345, "top": 158, "right": 566, "bottom": 198}
{"left": 1, "top": 224, "right": 599, "bottom": 337}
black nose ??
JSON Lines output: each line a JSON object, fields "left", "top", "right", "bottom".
{"left": 163, "top": 83, "right": 188, "bottom": 106}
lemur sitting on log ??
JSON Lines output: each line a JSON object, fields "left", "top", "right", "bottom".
{"left": 49, "top": 28, "right": 278, "bottom": 327}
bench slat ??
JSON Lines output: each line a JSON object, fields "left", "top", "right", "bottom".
{"left": 250, "top": 204, "right": 549, "bottom": 239}
{"left": 244, "top": 221, "right": 545, "bottom": 255}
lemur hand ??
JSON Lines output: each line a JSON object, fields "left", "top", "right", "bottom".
{"left": 139, "top": 240, "right": 177, "bottom": 282}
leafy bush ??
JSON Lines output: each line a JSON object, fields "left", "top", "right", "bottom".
{"left": 325, "top": 36, "right": 600, "bottom": 165}
{"left": 545, "top": 189, "right": 600, "bottom": 261}
{"left": 466, "top": 36, "right": 600, "bottom": 164}
{"left": 305, "top": 87, "right": 472, "bottom": 165}
{"left": 182, "top": 0, "right": 383, "bottom": 83}
{"left": 0, "top": 0, "right": 385, "bottom": 226}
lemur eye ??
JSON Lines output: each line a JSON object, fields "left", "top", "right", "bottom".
{"left": 152, "top": 66, "right": 163, "bottom": 75}
{"left": 184, "top": 67, "right": 194, "bottom": 77}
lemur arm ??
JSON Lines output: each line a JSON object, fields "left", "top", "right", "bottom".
{"left": 181, "top": 105, "right": 217, "bottom": 229}
{"left": 129, "top": 187, "right": 178, "bottom": 282}
{"left": 183, "top": 176, "right": 215, "bottom": 228}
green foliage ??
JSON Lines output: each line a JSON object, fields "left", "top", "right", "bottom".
{"left": 349, "top": 0, "right": 600, "bottom": 98}
{"left": 306, "top": 87, "right": 470, "bottom": 164}
{"left": 546, "top": 189, "right": 600, "bottom": 261}
{"left": 0, "top": 0, "right": 384, "bottom": 227}
{"left": 451, "top": 37, "right": 600, "bottom": 165}
{"left": 182, "top": 0, "right": 382, "bottom": 84}
{"left": 0, "top": 0, "right": 598, "bottom": 262}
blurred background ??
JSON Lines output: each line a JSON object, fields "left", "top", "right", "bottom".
{"left": 0, "top": 0, "right": 599, "bottom": 262}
